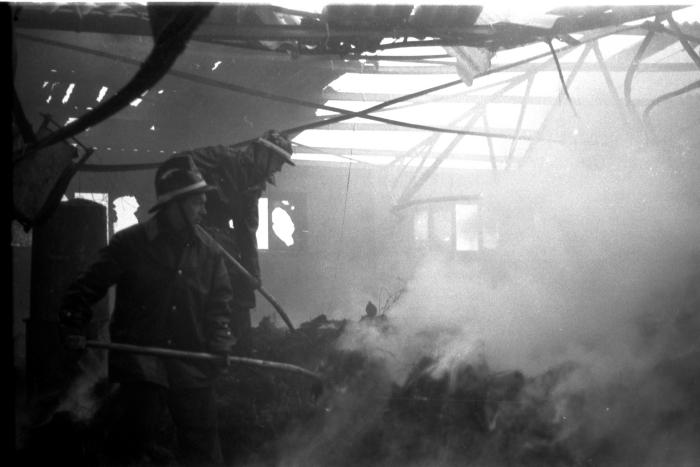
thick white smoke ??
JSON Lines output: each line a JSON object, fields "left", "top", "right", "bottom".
{"left": 334, "top": 110, "right": 700, "bottom": 464}
{"left": 343, "top": 147, "right": 699, "bottom": 374}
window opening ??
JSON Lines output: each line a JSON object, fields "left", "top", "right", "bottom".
{"left": 456, "top": 204, "right": 479, "bottom": 251}
{"left": 113, "top": 196, "right": 140, "bottom": 233}
{"left": 271, "top": 205, "right": 295, "bottom": 247}
{"left": 257, "top": 197, "right": 269, "bottom": 250}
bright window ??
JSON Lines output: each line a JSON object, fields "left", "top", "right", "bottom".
{"left": 412, "top": 201, "right": 498, "bottom": 252}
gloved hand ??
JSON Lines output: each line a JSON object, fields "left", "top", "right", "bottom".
{"left": 208, "top": 322, "right": 237, "bottom": 356}
{"left": 58, "top": 309, "right": 87, "bottom": 350}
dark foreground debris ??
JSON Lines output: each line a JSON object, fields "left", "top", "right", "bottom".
{"left": 15, "top": 309, "right": 700, "bottom": 467}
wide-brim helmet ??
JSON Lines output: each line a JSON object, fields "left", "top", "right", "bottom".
{"left": 149, "top": 154, "right": 215, "bottom": 213}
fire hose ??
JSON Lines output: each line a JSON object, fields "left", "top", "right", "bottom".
{"left": 66, "top": 336, "right": 323, "bottom": 386}
{"left": 195, "top": 225, "right": 296, "bottom": 332}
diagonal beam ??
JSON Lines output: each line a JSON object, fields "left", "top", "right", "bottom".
{"left": 666, "top": 13, "right": 700, "bottom": 69}
{"left": 592, "top": 39, "right": 630, "bottom": 125}
{"left": 517, "top": 42, "right": 594, "bottom": 169}
{"left": 623, "top": 20, "right": 658, "bottom": 119}
{"left": 504, "top": 74, "right": 535, "bottom": 171}
{"left": 482, "top": 113, "right": 499, "bottom": 178}
{"left": 394, "top": 105, "right": 482, "bottom": 197}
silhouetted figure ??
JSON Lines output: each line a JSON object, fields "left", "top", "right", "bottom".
{"left": 59, "top": 155, "right": 236, "bottom": 465}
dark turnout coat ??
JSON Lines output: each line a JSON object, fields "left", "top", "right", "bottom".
{"left": 60, "top": 216, "right": 234, "bottom": 388}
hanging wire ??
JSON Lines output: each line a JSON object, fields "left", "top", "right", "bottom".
{"left": 325, "top": 161, "right": 353, "bottom": 316}
{"left": 623, "top": 21, "right": 658, "bottom": 117}
{"left": 642, "top": 80, "right": 700, "bottom": 128}
{"left": 547, "top": 39, "right": 579, "bottom": 118}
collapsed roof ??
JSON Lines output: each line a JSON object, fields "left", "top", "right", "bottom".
{"left": 11, "top": 3, "right": 700, "bottom": 226}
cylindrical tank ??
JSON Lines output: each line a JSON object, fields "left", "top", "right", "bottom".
{"left": 26, "top": 199, "right": 109, "bottom": 400}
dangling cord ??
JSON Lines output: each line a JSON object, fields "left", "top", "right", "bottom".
{"left": 642, "top": 80, "right": 700, "bottom": 129}
{"left": 548, "top": 38, "right": 579, "bottom": 118}
{"left": 325, "top": 162, "right": 352, "bottom": 317}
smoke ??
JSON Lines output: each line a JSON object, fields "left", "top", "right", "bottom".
{"left": 54, "top": 351, "right": 109, "bottom": 422}
{"left": 328, "top": 111, "right": 700, "bottom": 464}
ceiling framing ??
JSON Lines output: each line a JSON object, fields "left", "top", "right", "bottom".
{"left": 11, "top": 3, "right": 700, "bottom": 215}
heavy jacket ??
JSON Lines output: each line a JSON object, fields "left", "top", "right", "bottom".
{"left": 181, "top": 143, "right": 269, "bottom": 310}
{"left": 60, "top": 215, "right": 234, "bottom": 388}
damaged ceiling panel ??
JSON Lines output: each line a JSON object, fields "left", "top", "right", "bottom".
{"left": 11, "top": 2, "right": 700, "bottom": 221}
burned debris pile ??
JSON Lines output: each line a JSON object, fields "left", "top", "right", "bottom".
{"left": 215, "top": 306, "right": 700, "bottom": 466}
{"left": 214, "top": 314, "right": 582, "bottom": 467}
{"left": 16, "top": 302, "right": 700, "bottom": 466}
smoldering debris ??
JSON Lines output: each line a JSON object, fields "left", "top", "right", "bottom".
{"left": 14, "top": 295, "right": 700, "bottom": 467}
{"left": 236, "top": 301, "right": 698, "bottom": 467}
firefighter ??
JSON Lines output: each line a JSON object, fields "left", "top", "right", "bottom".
{"left": 59, "top": 155, "right": 235, "bottom": 465}
{"left": 183, "top": 130, "right": 295, "bottom": 353}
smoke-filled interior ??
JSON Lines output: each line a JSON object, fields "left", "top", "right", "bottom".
{"left": 12, "top": 3, "right": 700, "bottom": 467}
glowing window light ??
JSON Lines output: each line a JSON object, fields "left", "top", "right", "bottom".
{"left": 672, "top": 4, "right": 700, "bottom": 23}
{"left": 503, "top": 72, "right": 563, "bottom": 97}
{"left": 318, "top": 100, "right": 545, "bottom": 130}
{"left": 257, "top": 197, "right": 269, "bottom": 250}
{"left": 96, "top": 86, "right": 108, "bottom": 102}
{"left": 413, "top": 209, "right": 429, "bottom": 242}
{"left": 327, "top": 73, "right": 459, "bottom": 94}
{"left": 75, "top": 192, "right": 108, "bottom": 207}
{"left": 456, "top": 204, "right": 479, "bottom": 251}
{"left": 291, "top": 152, "right": 504, "bottom": 170}
{"left": 62, "top": 83, "right": 75, "bottom": 104}
{"left": 113, "top": 196, "right": 140, "bottom": 233}
{"left": 293, "top": 129, "right": 425, "bottom": 151}
{"left": 482, "top": 209, "right": 499, "bottom": 250}
{"left": 272, "top": 206, "right": 295, "bottom": 247}
{"left": 293, "top": 127, "right": 528, "bottom": 159}
{"left": 551, "top": 34, "right": 642, "bottom": 64}
{"left": 326, "top": 71, "right": 522, "bottom": 100}
{"left": 441, "top": 159, "right": 502, "bottom": 171}
{"left": 431, "top": 134, "right": 512, "bottom": 155}
{"left": 290, "top": 152, "right": 357, "bottom": 164}
{"left": 432, "top": 208, "right": 453, "bottom": 244}
{"left": 580, "top": 34, "right": 643, "bottom": 64}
